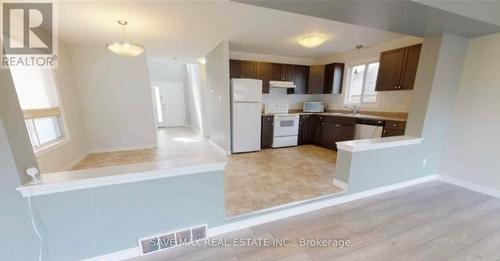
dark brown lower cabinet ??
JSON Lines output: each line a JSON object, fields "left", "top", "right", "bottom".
{"left": 382, "top": 129, "right": 405, "bottom": 137}
{"left": 261, "top": 115, "right": 274, "bottom": 149}
{"left": 298, "top": 115, "right": 314, "bottom": 145}
{"left": 382, "top": 120, "right": 406, "bottom": 137}
{"left": 313, "top": 116, "right": 355, "bottom": 150}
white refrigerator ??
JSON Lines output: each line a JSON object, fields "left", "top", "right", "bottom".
{"left": 231, "top": 79, "right": 262, "bottom": 153}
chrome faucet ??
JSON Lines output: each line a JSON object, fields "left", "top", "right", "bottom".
{"left": 344, "top": 104, "right": 358, "bottom": 115}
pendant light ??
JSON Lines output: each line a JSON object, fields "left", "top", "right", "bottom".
{"left": 353, "top": 44, "right": 363, "bottom": 75}
{"left": 106, "top": 20, "right": 144, "bottom": 57}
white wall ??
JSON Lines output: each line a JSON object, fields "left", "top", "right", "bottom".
{"left": 185, "top": 63, "right": 209, "bottom": 134}
{"left": 230, "top": 50, "right": 316, "bottom": 65}
{"left": 36, "top": 42, "right": 88, "bottom": 172}
{"left": 439, "top": 32, "right": 500, "bottom": 191}
{"left": 0, "top": 66, "right": 38, "bottom": 183}
{"left": 230, "top": 36, "right": 422, "bottom": 112}
{"left": 206, "top": 41, "right": 231, "bottom": 153}
{"left": 69, "top": 45, "right": 157, "bottom": 152}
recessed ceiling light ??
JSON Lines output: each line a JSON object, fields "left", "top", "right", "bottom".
{"left": 297, "top": 35, "right": 326, "bottom": 48}
{"left": 197, "top": 57, "right": 206, "bottom": 64}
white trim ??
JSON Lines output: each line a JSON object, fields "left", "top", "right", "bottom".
{"left": 336, "top": 136, "right": 422, "bottom": 152}
{"left": 87, "top": 144, "right": 158, "bottom": 154}
{"left": 81, "top": 247, "right": 141, "bottom": 261}
{"left": 437, "top": 175, "right": 500, "bottom": 199}
{"left": 16, "top": 162, "right": 226, "bottom": 197}
{"left": 83, "top": 174, "right": 437, "bottom": 260}
{"left": 227, "top": 191, "right": 347, "bottom": 220}
{"left": 333, "top": 179, "right": 348, "bottom": 190}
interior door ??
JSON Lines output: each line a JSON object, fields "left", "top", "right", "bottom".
{"left": 152, "top": 81, "right": 186, "bottom": 128}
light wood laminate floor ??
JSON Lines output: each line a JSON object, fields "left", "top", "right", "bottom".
{"left": 129, "top": 181, "right": 500, "bottom": 261}
{"left": 225, "top": 145, "right": 342, "bottom": 217}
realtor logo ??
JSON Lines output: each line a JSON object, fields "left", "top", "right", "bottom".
{"left": 1, "top": 2, "right": 57, "bottom": 68}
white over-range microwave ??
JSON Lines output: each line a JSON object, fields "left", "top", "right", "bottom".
{"left": 303, "top": 102, "right": 325, "bottom": 113}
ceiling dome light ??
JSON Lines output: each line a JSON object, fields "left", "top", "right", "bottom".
{"left": 197, "top": 57, "right": 206, "bottom": 64}
{"left": 107, "top": 20, "right": 144, "bottom": 57}
{"left": 297, "top": 35, "right": 326, "bottom": 48}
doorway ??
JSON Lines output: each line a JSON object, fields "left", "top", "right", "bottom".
{"left": 152, "top": 81, "right": 186, "bottom": 128}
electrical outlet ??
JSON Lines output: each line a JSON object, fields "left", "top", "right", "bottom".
{"left": 422, "top": 158, "right": 428, "bottom": 166}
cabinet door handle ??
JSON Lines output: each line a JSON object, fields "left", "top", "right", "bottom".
{"left": 336, "top": 124, "right": 340, "bottom": 127}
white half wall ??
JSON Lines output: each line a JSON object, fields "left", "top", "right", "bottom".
{"left": 206, "top": 41, "right": 231, "bottom": 153}
{"left": 69, "top": 46, "right": 157, "bottom": 152}
{"left": 439, "top": 32, "right": 500, "bottom": 192}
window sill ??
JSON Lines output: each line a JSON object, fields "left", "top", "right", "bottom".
{"left": 34, "top": 138, "right": 69, "bottom": 156}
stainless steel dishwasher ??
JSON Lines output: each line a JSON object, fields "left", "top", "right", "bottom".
{"left": 354, "top": 118, "right": 384, "bottom": 140}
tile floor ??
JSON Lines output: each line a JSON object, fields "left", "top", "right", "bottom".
{"left": 225, "top": 145, "right": 343, "bottom": 217}
{"left": 71, "top": 127, "right": 226, "bottom": 170}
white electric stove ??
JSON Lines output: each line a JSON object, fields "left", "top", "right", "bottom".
{"left": 264, "top": 104, "right": 299, "bottom": 148}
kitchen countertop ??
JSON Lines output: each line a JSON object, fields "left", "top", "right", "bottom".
{"left": 262, "top": 112, "right": 407, "bottom": 122}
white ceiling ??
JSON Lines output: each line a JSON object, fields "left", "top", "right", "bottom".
{"left": 414, "top": 0, "right": 500, "bottom": 26}
{"left": 56, "top": 1, "right": 405, "bottom": 61}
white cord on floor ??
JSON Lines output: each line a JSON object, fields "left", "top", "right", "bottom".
{"left": 27, "top": 195, "right": 43, "bottom": 261}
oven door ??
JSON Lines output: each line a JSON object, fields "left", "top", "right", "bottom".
{"left": 273, "top": 115, "right": 299, "bottom": 137}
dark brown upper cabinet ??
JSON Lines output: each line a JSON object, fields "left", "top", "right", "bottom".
{"left": 400, "top": 44, "right": 422, "bottom": 90}
{"left": 230, "top": 60, "right": 257, "bottom": 79}
{"left": 288, "top": 65, "right": 309, "bottom": 94}
{"left": 257, "top": 62, "right": 272, "bottom": 93}
{"left": 375, "top": 44, "right": 422, "bottom": 91}
{"left": 230, "top": 59, "right": 240, "bottom": 79}
{"left": 271, "top": 63, "right": 295, "bottom": 82}
{"left": 307, "top": 65, "right": 325, "bottom": 94}
{"left": 324, "top": 63, "right": 345, "bottom": 94}
{"left": 230, "top": 59, "right": 344, "bottom": 95}
{"left": 307, "top": 63, "right": 344, "bottom": 94}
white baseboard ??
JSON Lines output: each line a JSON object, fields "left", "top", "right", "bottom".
{"left": 84, "top": 174, "right": 438, "bottom": 260}
{"left": 437, "top": 175, "right": 500, "bottom": 199}
{"left": 82, "top": 247, "right": 141, "bottom": 261}
{"left": 333, "top": 179, "right": 348, "bottom": 190}
{"left": 87, "top": 144, "right": 158, "bottom": 154}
